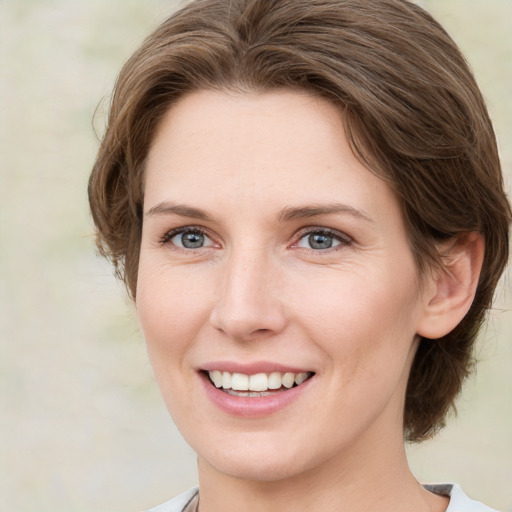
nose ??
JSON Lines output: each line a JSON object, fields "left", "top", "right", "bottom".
{"left": 209, "top": 248, "right": 287, "bottom": 341}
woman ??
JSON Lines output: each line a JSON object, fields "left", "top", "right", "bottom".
{"left": 88, "top": 1, "right": 510, "bottom": 511}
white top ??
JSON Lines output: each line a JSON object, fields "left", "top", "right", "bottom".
{"left": 425, "top": 484, "right": 498, "bottom": 512}
{"left": 144, "top": 487, "right": 198, "bottom": 512}
{"left": 144, "top": 483, "right": 499, "bottom": 512}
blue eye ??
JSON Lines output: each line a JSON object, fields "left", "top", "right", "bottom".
{"left": 165, "top": 228, "right": 214, "bottom": 249}
{"left": 296, "top": 229, "right": 349, "bottom": 250}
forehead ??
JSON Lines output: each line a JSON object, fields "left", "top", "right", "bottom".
{"left": 147, "top": 89, "right": 346, "bottom": 178}
{"left": 144, "top": 89, "right": 401, "bottom": 225}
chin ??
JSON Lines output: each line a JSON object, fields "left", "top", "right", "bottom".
{"left": 192, "top": 429, "right": 329, "bottom": 484}
{"left": 203, "top": 452, "right": 306, "bottom": 483}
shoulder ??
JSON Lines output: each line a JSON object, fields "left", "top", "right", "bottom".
{"left": 424, "top": 483, "right": 500, "bottom": 512}
{"left": 143, "top": 487, "right": 199, "bottom": 512}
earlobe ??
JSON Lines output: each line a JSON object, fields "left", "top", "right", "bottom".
{"left": 417, "top": 232, "right": 485, "bottom": 340}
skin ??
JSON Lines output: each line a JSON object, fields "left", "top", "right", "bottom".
{"left": 136, "top": 90, "right": 463, "bottom": 512}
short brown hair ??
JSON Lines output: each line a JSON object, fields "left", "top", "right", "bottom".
{"left": 88, "top": 0, "right": 511, "bottom": 441}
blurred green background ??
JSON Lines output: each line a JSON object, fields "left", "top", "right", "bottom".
{"left": 0, "top": 1, "right": 510, "bottom": 510}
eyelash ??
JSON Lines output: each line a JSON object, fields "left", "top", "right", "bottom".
{"left": 293, "top": 227, "right": 353, "bottom": 252}
{"left": 159, "top": 226, "right": 353, "bottom": 252}
{"left": 159, "top": 226, "right": 213, "bottom": 248}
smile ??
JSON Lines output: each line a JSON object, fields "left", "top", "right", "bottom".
{"left": 199, "top": 364, "right": 316, "bottom": 416}
{"left": 207, "top": 370, "right": 313, "bottom": 396}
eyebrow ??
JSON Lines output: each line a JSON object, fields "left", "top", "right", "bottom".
{"left": 145, "top": 201, "right": 372, "bottom": 223}
{"left": 276, "top": 203, "right": 373, "bottom": 223}
{"left": 145, "top": 202, "right": 213, "bottom": 221}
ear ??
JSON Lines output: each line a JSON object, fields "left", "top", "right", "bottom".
{"left": 417, "top": 232, "right": 485, "bottom": 340}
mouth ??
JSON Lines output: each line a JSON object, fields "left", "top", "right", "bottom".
{"left": 203, "top": 370, "right": 315, "bottom": 397}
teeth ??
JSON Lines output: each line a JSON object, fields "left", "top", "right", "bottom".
{"left": 231, "top": 373, "right": 249, "bottom": 391}
{"left": 208, "top": 370, "right": 312, "bottom": 392}
{"left": 211, "top": 370, "right": 223, "bottom": 388}
{"left": 282, "top": 372, "right": 295, "bottom": 388}
{"left": 295, "top": 372, "right": 309, "bottom": 385}
{"left": 268, "top": 372, "right": 282, "bottom": 389}
{"left": 222, "top": 371, "right": 231, "bottom": 389}
{"left": 249, "top": 373, "right": 268, "bottom": 391}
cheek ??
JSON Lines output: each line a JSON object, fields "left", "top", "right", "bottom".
{"left": 295, "top": 265, "right": 421, "bottom": 374}
{"left": 136, "top": 263, "right": 210, "bottom": 367}
{"left": 299, "top": 267, "right": 417, "bottom": 330}
{"left": 135, "top": 265, "right": 214, "bottom": 424}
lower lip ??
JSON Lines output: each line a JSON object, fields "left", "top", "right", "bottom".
{"left": 200, "top": 373, "right": 314, "bottom": 418}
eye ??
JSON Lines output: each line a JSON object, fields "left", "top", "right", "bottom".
{"left": 295, "top": 228, "right": 351, "bottom": 250}
{"left": 162, "top": 228, "right": 214, "bottom": 249}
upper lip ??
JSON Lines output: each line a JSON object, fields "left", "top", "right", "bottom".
{"left": 199, "top": 361, "right": 314, "bottom": 375}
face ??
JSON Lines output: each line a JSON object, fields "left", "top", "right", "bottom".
{"left": 137, "top": 90, "right": 431, "bottom": 483}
